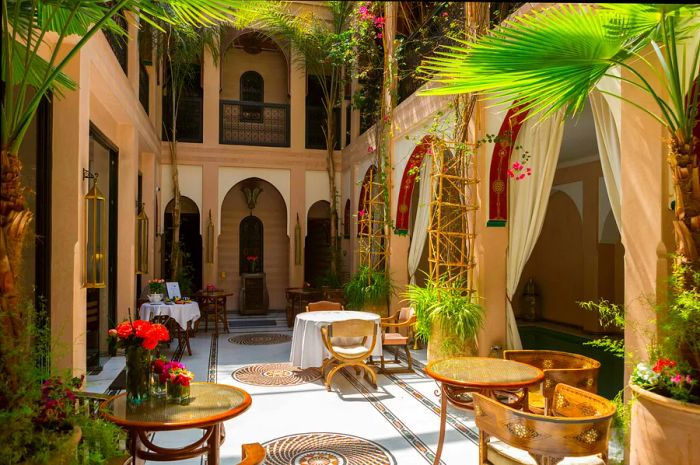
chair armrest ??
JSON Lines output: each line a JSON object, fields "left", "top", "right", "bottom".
{"left": 240, "top": 443, "right": 265, "bottom": 465}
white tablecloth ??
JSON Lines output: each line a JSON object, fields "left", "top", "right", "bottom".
{"left": 139, "top": 302, "right": 201, "bottom": 330}
{"left": 290, "top": 311, "right": 382, "bottom": 369}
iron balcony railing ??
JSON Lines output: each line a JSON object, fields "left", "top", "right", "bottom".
{"left": 220, "top": 100, "right": 290, "bottom": 147}
{"left": 103, "top": 13, "right": 128, "bottom": 74}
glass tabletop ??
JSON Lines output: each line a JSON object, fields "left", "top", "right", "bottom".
{"left": 425, "top": 357, "right": 544, "bottom": 388}
{"left": 100, "top": 382, "right": 251, "bottom": 430}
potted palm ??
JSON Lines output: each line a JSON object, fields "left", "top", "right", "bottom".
{"left": 420, "top": 4, "right": 700, "bottom": 463}
{"left": 344, "top": 265, "right": 394, "bottom": 316}
{"left": 405, "top": 276, "right": 485, "bottom": 360}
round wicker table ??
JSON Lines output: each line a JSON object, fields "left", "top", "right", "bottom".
{"left": 425, "top": 357, "right": 544, "bottom": 465}
{"left": 100, "top": 382, "right": 251, "bottom": 464}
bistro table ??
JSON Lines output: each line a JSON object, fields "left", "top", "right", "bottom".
{"left": 290, "top": 310, "right": 383, "bottom": 369}
{"left": 100, "top": 382, "right": 251, "bottom": 465}
{"left": 285, "top": 288, "right": 323, "bottom": 327}
{"left": 425, "top": 357, "right": 544, "bottom": 465}
{"left": 194, "top": 290, "right": 233, "bottom": 335}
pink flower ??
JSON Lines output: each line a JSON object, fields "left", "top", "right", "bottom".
{"left": 376, "top": 32, "right": 383, "bottom": 39}
{"left": 687, "top": 375, "right": 694, "bottom": 384}
{"left": 358, "top": 209, "right": 366, "bottom": 217}
{"left": 507, "top": 169, "right": 515, "bottom": 178}
{"left": 374, "top": 16, "right": 385, "bottom": 28}
{"left": 517, "top": 174, "right": 526, "bottom": 180}
{"left": 671, "top": 374, "right": 683, "bottom": 384}
{"left": 442, "top": 11, "right": 448, "bottom": 17}
{"left": 512, "top": 161, "right": 523, "bottom": 171}
{"left": 367, "top": 146, "right": 375, "bottom": 153}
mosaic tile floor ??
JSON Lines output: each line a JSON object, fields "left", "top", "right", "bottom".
{"left": 87, "top": 311, "right": 619, "bottom": 465}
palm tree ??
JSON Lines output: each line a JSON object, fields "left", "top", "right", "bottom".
{"left": 420, "top": 4, "right": 700, "bottom": 269}
{"left": 0, "top": 0, "right": 243, "bottom": 401}
{"left": 234, "top": 1, "right": 355, "bottom": 280}
{"left": 160, "top": 23, "right": 220, "bottom": 282}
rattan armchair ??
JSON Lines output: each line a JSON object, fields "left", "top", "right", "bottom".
{"left": 238, "top": 443, "right": 265, "bottom": 465}
{"left": 306, "top": 300, "right": 344, "bottom": 312}
{"left": 473, "top": 383, "right": 615, "bottom": 465}
{"left": 503, "top": 350, "right": 600, "bottom": 415}
{"left": 379, "top": 307, "right": 416, "bottom": 373}
{"left": 320, "top": 319, "right": 378, "bottom": 391}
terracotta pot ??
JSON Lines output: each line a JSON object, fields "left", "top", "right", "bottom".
{"left": 629, "top": 383, "right": 700, "bottom": 465}
{"left": 426, "top": 324, "right": 477, "bottom": 362}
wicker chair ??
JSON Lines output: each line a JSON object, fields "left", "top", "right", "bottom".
{"left": 503, "top": 350, "right": 600, "bottom": 415}
{"left": 473, "top": 383, "right": 615, "bottom": 465}
{"left": 378, "top": 307, "right": 416, "bottom": 373}
{"left": 320, "top": 319, "right": 378, "bottom": 391}
{"left": 238, "top": 443, "right": 265, "bottom": 465}
{"left": 306, "top": 300, "right": 344, "bottom": 312}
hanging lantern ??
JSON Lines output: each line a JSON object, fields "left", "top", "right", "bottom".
{"left": 206, "top": 209, "right": 215, "bottom": 263}
{"left": 85, "top": 173, "right": 106, "bottom": 288}
{"left": 135, "top": 203, "right": 149, "bottom": 274}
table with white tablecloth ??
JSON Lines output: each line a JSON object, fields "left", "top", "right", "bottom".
{"left": 139, "top": 302, "right": 201, "bottom": 330}
{"left": 290, "top": 310, "right": 382, "bottom": 369}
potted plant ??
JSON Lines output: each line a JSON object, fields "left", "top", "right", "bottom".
{"left": 146, "top": 278, "right": 166, "bottom": 303}
{"left": 420, "top": 4, "right": 700, "bottom": 463}
{"left": 344, "top": 265, "right": 394, "bottom": 316}
{"left": 405, "top": 276, "right": 485, "bottom": 360}
{"left": 164, "top": 361, "right": 194, "bottom": 404}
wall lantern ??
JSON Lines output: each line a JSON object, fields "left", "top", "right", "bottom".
{"left": 135, "top": 202, "right": 149, "bottom": 274}
{"left": 84, "top": 169, "right": 106, "bottom": 288}
{"left": 206, "top": 209, "right": 215, "bottom": 263}
{"left": 294, "top": 213, "right": 301, "bottom": 265}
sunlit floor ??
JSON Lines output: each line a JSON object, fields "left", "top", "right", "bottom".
{"left": 87, "top": 311, "right": 620, "bottom": 465}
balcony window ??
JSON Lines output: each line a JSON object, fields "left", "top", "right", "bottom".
{"left": 240, "top": 71, "right": 264, "bottom": 123}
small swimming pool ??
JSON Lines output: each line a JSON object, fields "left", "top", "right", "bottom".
{"left": 518, "top": 324, "right": 624, "bottom": 399}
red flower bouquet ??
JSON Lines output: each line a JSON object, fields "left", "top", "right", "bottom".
{"left": 108, "top": 319, "right": 170, "bottom": 350}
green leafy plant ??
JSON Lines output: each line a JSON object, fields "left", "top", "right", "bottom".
{"left": 344, "top": 265, "right": 393, "bottom": 310}
{"left": 73, "top": 415, "right": 125, "bottom": 465}
{"left": 404, "top": 275, "right": 485, "bottom": 354}
{"left": 579, "top": 300, "right": 625, "bottom": 358}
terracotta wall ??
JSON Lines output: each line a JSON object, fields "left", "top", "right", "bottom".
{"left": 219, "top": 179, "right": 289, "bottom": 310}
{"left": 220, "top": 47, "right": 289, "bottom": 103}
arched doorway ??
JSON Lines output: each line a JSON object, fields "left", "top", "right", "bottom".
{"left": 220, "top": 178, "right": 288, "bottom": 311}
{"left": 163, "top": 196, "right": 202, "bottom": 294}
{"left": 305, "top": 200, "right": 331, "bottom": 286}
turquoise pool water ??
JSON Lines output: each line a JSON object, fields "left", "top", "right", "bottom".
{"left": 518, "top": 324, "right": 624, "bottom": 399}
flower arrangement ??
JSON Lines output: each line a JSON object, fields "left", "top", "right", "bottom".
{"left": 165, "top": 361, "right": 194, "bottom": 403}
{"left": 147, "top": 278, "right": 166, "bottom": 295}
{"left": 108, "top": 319, "right": 170, "bottom": 351}
{"left": 632, "top": 359, "right": 698, "bottom": 403}
{"left": 246, "top": 255, "right": 259, "bottom": 272}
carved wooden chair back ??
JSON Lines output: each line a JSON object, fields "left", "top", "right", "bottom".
{"left": 504, "top": 349, "right": 600, "bottom": 414}
{"left": 306, "top": 300, "right": 344, "bottom": 312}
{"left": 239, "top": 443, "right": 265, "bottom": 465}
{"left": 377, "top": 307, "right": 416, "bottom": 373}
{"left": 472, "top": 384, "right": 615, "bottom": 465}
{"left": 320, "top": 319, "right": 378, "bottom": 391}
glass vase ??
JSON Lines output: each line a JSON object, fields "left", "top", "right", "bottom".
{"left": 150, "top": 372, "right": 167, "bottom": 399}
{"left": 125, "top": 345, "right": 150, "bottom": 405}
{"left": 167, "top": 381, "right": 191, "bottom": 404}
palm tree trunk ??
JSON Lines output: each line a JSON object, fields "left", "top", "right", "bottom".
{"left": 325, "top": 109, "right": 338, "bottom": 277}
{"left": 0, "top": 147, "right": 33, "bottom": 403}
{"left": 168, "top": 137, "right": 182, "bottom": 282}
{"left": 669, "top": 137, "right": 700, "bottom": 268}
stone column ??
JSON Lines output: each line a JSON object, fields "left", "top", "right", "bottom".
{"left": 201, "top": 164, "right": 219, "bottom": 286}
{"left": 202, "top": 42, "right": 220, "bottom": 146}
{"left": 289, "top": 46, "right": 306, "bottom": 151}
{"left": 116, "top": 125, "right": 138, "bottom": 319}
{"left": 126, "top": 12, "right": 139, "bottom": 94}
{"left": 51, "top": 51, "right": 90, "bottom": 376}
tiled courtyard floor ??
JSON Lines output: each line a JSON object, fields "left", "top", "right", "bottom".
{"left": 87, "top": 311, "right": 622, "bottom": 465}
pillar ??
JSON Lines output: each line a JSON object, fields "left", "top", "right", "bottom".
{"left": 202, "top": 41, "right": 220, "bottom": 146}
{"left": 290, "top": 46, "right": 306, "bottom": 151}
{"left": 51, "top": 50, "right": 90, "bottom": 376}
{"left": 116, "top": 125, "right": 138, "bottom": 319}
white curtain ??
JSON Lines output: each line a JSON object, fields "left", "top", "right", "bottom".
{"left": 506, "top": 110, "right": 566, "bottom": 349}
{"left": 589, "top": 87, "right": 622, "bottom": 229}
{"left": 408, "top": 155, "right": 432, "bottom": 284}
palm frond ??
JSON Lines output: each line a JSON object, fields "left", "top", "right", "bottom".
{"left": 420, "top": 4, "right": 634, "bottom": 120}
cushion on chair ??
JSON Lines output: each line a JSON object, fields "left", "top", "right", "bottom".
{"left": 487, "top": 440, "right": 605, "bottom": 465}
{"left": 331, "top": 344, "right": 370, "bottom": 357}
{"left": 382, "top": 332, "right": 408, "bottom": 345}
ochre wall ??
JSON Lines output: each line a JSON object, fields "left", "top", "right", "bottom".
{"left": 220, "top": 47, "right": 289, "bottom": 104}
{"left": 219, "top": 179, "right": 289, "bottom": 310}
